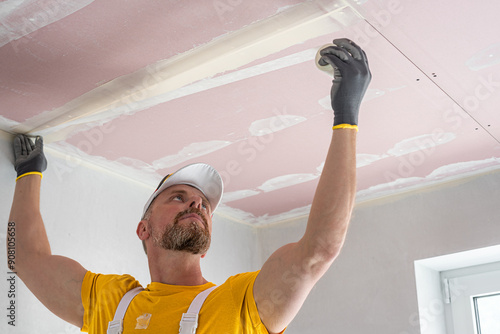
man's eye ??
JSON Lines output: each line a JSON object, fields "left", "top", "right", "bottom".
{"left": 173, "top": 195, "right": 183, "bottom": 201}
{"left": 202, "top": 202, "right": 208, "bottom": 210}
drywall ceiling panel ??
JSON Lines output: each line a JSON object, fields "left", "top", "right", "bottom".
{"left": 348, "top": 0, "right": 500, "bottom": 200}
{"left": 353, "top": 0, "right": 500, "bottom": 137}
{"left": 0, "top": 0, "right": 306, "bottom": 123}
{"left": 49, "top": 22, "right": 500, "bottom": 220}
{"left": 1, "top": 0, "right": 499, "bottom": 224}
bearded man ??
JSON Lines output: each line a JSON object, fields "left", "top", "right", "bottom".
{"left": 7, "top": 38, "right": 371, "bottom": 333}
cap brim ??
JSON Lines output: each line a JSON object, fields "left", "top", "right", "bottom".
{"left": 142, "top": 163, "right": 223, "bottom": 218}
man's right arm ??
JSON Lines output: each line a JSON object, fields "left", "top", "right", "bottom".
{"left": 7, "top": 135, "right": 87, "bottom": 328}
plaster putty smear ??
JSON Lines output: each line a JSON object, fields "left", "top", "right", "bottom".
{"left": 222, "top": 189, "right": 260, "bottom": 203}
{"left": 257, "top": 173, "right": 319, "bottom": 192}
{"left": 249, "top": 115, "right": 306, "bottom": 136}
{"left": 356, "top": 157, "right": 500, "bottom": 203}
{"left": 0, "top": 0, "right": 95, "bottom": 48}
{"left": 387, "top": 133, "right": 456, "bottom": 157}
{"left": 152, "top": 140, "right": 232, "bottom": 170}
{"left": 356, "top": 153, "right": 387, "bottom": 168}
{"left": 47, "top": 141, "right": 160, "bottom": 187}
{"left": 223, "top": 161, "right": 325, "bottom": 203}
{"left": 217, "top": 204, "right": 312, "bottom": 226}
{"left": 466, "top": 43, "right": 500, "bottom": 71}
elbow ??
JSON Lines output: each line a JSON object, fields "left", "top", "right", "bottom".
{"left": 299, "top": 241, "right": 343, "bottom": 280}
{"left": 302, "top": 234, "right": 345, "bottom": 268}
{"left": 315, "top": 241, "right": 344, "bottom": 264}
{"left": 308, "top": 227, "right": 349, "bottom": 263}
{"left": 302, "top": 213, "right": 352, "bottom": 268}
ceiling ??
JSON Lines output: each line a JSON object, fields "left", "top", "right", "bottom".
{"left": 1, "top": 0, "right": 499, "bottom": 225}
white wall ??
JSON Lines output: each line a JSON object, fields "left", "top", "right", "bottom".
{"left": 257, "top": 169, "right": 500, "bottom": 334}
{"left": 2, "top": 128, "right": 500, "bottom": 334}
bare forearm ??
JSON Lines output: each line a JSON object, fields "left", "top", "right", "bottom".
{"left": 255, "top": 129, "right": 357, "bottom": 332}
{"left": 8, "top": 175, "right": 51, "bottom": 274}
{"left": 302, "top": 128, "right": 357, "bottom": 259}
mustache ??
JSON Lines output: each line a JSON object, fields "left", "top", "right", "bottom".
{"left": 174, "top": 207, "right": 208, "bottom": 228}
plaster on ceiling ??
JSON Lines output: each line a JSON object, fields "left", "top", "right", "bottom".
{"left": 1, "top": 0, "right": 499, "bottom": 225}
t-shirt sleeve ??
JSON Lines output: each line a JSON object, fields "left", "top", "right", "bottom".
{"left": 227, "top": 271, "right": 286, "bottom": 334}
{"left": 80, "top": 271, "right": 141, "bottom": 333}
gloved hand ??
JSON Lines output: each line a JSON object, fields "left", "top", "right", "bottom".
{"left": 13, "top": 134, "right": 47, "bottom": 180}
{"left": 319, "top": 38, "right": 371, "bottom": 128}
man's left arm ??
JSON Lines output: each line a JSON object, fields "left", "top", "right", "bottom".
{"left": 253, "top": 38, "right": 371, "bottom": 334}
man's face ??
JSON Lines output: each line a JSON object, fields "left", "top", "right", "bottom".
{"left": 146, "top": 184, "right": 212, "bottom": 255}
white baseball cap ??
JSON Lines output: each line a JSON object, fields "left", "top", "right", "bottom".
{"left": 142, "top": 163, "right": 223, "bottom": 218}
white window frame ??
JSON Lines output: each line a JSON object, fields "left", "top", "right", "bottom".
{"left": 441, "top": 261, "right": 500, "bottom": 334}
{"left": 414, "top": 245, "right": 500, "bottom": 334}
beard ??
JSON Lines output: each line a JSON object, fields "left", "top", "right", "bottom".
{"left": 150, "top": 207, "right": 211, "bottom": 255}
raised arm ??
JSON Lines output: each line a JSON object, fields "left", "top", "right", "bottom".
{"left": 253, "top": 39, "right": 371, "bottom": 333}
{"left": 7, "top": 135, "right": 87, "bottom": 327}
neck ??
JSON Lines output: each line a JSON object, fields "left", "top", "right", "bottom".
{"left": 147, "top": 249, "right": 208, "bottom": 286}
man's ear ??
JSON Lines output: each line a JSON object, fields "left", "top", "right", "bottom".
{"left": 136, "top": 220, "right": 150, "bottom": 241}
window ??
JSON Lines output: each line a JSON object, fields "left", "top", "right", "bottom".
{"left": 441, "top": 261, "right": 500, "bottom": 334}
{"left": 473, "top": 292, "right": 500, "bottom": 334}
{"left": 414, "top": 245, "right": 500, "bottom": 334}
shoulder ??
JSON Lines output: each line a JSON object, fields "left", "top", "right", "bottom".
{"left": 214, "top": 271, "right": 260, "bottom": 300}
{"left": 207, "top": 271, "right": 268, "bottom": 330}
{"left": 218, "top": 271, "right": 260, "bottom": 288}
{"left": 83, "top": 271, "right": 142, "bottom": 297}
{"left": 81, "top": 272, "right": 143, "bottom": 332}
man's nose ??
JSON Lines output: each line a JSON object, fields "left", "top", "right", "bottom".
{"left": 189, "top": 196, "right": 203, "bottom": 209}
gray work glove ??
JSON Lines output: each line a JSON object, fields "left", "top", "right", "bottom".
{"left": 13, "top": 134, "right": 47, "bottom": 179}
{"left": 319, "top": 38, "right": 371, "bottom": 127}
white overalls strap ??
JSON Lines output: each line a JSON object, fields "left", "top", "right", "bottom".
{"left": 179, "top": 285, "right": 218, "bottom": 334}
{"left": 107, "top": 285, "right": 218, "bottom": 334}
{"left": 107, "top": 286, "right": 144, "bottom": 334}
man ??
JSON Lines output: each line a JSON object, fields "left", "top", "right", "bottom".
{"left": 8, "top": 38, "right": 371, "bottom": 333}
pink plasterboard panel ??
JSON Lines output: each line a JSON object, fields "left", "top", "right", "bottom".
{"left": 61, "top": 3, "right": 500, "bottom": 219}
{"left": 0, "top": 0, "right": 304, "bottom": 122}
{"left": 230, "top": 115, "right": 500, "bottom": 217}
{"left": 61, "top": 23, "right": 423, "bottom": 167}
{"left": 226, "top": 127, "right": 500, "bottom": 218}
{"left": 64, "top": 59, "right": 331, "bottom": 166}
{"left": 357, "top": 0, "right": 500, "bottom": 138}
{"left": 3, "top": 0, "right": 500, "bottom": 223}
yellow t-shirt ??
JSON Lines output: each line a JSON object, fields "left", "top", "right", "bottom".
{"left": 81, "top": 270, "right": 279, "bottom": 334}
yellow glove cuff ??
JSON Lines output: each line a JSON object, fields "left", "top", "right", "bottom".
{"left": 16, "top": 172, "right": 43, "bottom": 182}
{"left": 332, "top": 124, "right": 359, "bottom": 132}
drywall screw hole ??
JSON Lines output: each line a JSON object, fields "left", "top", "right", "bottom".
{"left": 416, "top": 78, "right": 420, "bottom": 81}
